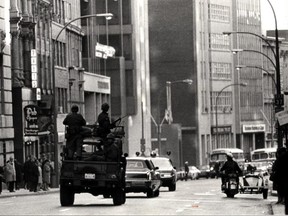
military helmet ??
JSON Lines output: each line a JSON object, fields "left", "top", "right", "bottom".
{"left": 226, "top": 152, "right": 233, "bottom": 158}
{"left": 101, "top": 103, "right": 109, "bottom": 111}
{"left": 71, "top": 105, "right": 79, "bottom": 113}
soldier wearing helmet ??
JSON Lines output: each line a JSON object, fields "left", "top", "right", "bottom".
{"left": 220, "top": 152, "right": 242, "bottom": 188}
{"left": 96, "top": 103, "right": 116, "bottom": 139}
{"left": 63, "top": 105, "right": 86, "bottom": 159}
{"left": 104, "top": 133, "right": 120, "bottom": 162}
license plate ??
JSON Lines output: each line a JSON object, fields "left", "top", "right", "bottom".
{"left": 230, "top": 184, "right": 236, "bottom": 189}
{"left": 85, "top": 173, "right": 95, "bottom": 179}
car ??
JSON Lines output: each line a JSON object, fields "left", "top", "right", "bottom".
{"left": 188, "top": 166, "right": 201, "bottom": 180}
{"left": 176, "top": 168, "right": 186, "bottom": 181}
{"left": 197, "top": 165, "right": 211, "bottom": 179}
{"left": 125, "top": 157, "right": 161, "bottom": 198}
{"left": 149, "top": 156, "right": 177, "bottom": 191}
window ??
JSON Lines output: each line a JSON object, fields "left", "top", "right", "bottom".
{"left": 208, "top": 4, "right": 230, "bottom": 23}
{"left": 211, "top": 91, "right": 232, "bottom": 113}
{"left": 210, "top": 62, "right": 232, "bottom": 80}
{"left": 209, "top": 33, "right": 230, "bottom": 50}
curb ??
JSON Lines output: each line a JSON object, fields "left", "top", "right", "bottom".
{"left": 0, "top": 189, "right": 59, "bottom": 199}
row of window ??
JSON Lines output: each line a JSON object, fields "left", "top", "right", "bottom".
{"left": 208, "top": 3, "right": 230, "bottom": 23}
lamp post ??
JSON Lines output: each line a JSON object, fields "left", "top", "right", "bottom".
{"left": 157, "top": 79, "right": 193, "bottom": 155}
{"left": 215, "top": 83, "right": 247, "bottom": 148}
{"left": 223, "top": 0, "right": 282, "bottom": 147}
{"left": 52, "top": 13, "right": 113, "bottom": 187}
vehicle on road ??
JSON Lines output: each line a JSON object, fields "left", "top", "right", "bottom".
{"left": 189, "top": 166, "right": 201, "bottom": 180}
{"left": 239, "top": 168, "right": 269, "bottom": 199}
{"left": 197, "top": 165, "right": 212, "bottom": 179}
{"left": 221, "top": 173, "right": 239, "bottom": 198}
{"left": 59, "top": 125, "right": 126, "bottom": 206}
{"left": 149, "top": 156, "right": 177, "bottom": 191}
{"left": 125, "top": 157, "right": 161, "bottom": 198}
{"left": 209, "top": 148, "right": 245, "bottom": 172}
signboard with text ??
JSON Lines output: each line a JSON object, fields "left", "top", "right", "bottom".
{"left": 24, "top": 105, "right": 39, "bottom": 136}
{"left": 242, "top": 124, "right": 265, "bottom": 133}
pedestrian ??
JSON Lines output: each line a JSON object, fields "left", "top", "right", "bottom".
{"left": 63, "top": 105, "right": 86, "bottom": 160}
{"left": 184, "top": 161, "right": 189, "bottom": 181}
{"left": 23, "top": 155, "right": 32, "bottom": 190}
{"left": 36, "top": 160, "right": 42, "bottom": 191}
{"left": 14, "top": 159, "right": 23, "bottom": 190}
{"left": 272, "top": 147, "right": 287, "bottom": 205}
{"left": 0, "top": 165, "right": 4, "bottom": 194}
{"left": 273, "top": 146, "right": 288, "bottom": 214}
{"left": 4, "top": 157, "right": 16, "bottom": 192}
{"left": 96, "top": 103, "right": 116, "bottom": 139}
{"left": 42, "top": 159, "right": 51, "bottom": 191}
{"left": 29, "top": 156, "right": 39, "bottom": 192}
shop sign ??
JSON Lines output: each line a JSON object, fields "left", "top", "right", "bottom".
{"left": 242, "top": 124, "right": 265, "bottom": 133}
{"left": 24, "top": 105, "right": 39, "bottom": 136}
{"left": 211, "top": 126, "right": 232, "bottom": 135}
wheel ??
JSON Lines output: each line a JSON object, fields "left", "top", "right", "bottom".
{"left": 60, "top": 185, "right": 75, "bottom": 206}
{"left": 169, "top": 183, "right": 176, "bottom": 191}
{"left": 113, "top": 188, "right": 125, "bottom": 205}
{"left": 226, "top": 193, "right": 235, "bottom": 198}
{"left": 147, "top": 189, "right": 154, "bottom": 198}
{"left": 154, "top": 189, "right": 160, "bottom": 197}
{"left": 263, "top": 189, "right": 268, "bottom": 199}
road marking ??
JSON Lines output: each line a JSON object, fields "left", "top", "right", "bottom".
{"left": 193, "top": 192, "right": 216, "bottom": 196}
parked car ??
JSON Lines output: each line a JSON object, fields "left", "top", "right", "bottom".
{"left": 197, "top": 165, "right": 211, "bottom": 179}
{"left": 149, "top": 156, "right": 177, "bottom": 191}
{"left": 188, "top": 166, "right": 201, "bottom": 180}
{"left": 125, "top": 157, "right": 161, "bottom": 198}
{"left": 176, "top": 168, "right": 185, "bottom": 181}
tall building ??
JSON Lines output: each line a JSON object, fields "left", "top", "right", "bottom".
{"left": 82, "top": 0, "right": 152, "bottom": 156}
{"left": 149, "top": 0, "right": 265, "bottom": 166}
{"left": 0, "top": 1, "right": 14, "bottom": 166}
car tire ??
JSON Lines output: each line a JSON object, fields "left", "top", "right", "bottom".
{"left": 154, "top": 189, "right": 160, "bottom": 197}
{"left": 113, "top": 187, "right": 125, "bottom": 205}
{"left": 263, "top": 189, "right": 268, "bottom": 199}
{"left": 60, "top": 185, "right": 75, "bottom": 206}
{"left": 147, "top": 189, "right": 154, "bottom": 198}
{"left": 169, "top": 183, "right": 176, "bottom": 191}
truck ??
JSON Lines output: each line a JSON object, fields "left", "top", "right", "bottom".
{"left": 59, "top": 124, "right": 126, "bottom": 206}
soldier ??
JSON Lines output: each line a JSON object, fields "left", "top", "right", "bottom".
{"left": 96, "top": 103, "right": 116, "bottom": 139}
{"left": 63, "top": 105, "right": 86, "bottom": 160}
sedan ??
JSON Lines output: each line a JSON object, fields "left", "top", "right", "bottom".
{"left": 125, "top": 157, "right": 161, "bottom": 198}
{"left": 197, "top": 165, "right": 211, "bottom": 179}
{"left": 188, "top": 166, "right": 201, "bottom": 180}
{"left": 149, "top": 156, "right": 177, "bottom": 191}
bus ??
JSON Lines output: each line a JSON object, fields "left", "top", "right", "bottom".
{"left": 209, "top": 148, "right": 245, "bottom": 172}
{"left": 250, "top": 148, "right": 277, "bottom": 173}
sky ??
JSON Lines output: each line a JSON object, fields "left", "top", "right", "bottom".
{"left": 261, "top": 0, "right": 288, "bottom": 34}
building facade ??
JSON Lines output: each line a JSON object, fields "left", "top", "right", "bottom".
{"left": 0, "top": 1, "right": 14, "bottom": 167}
{"left": 149, "top": 0, "right": 267, "bottom": 166}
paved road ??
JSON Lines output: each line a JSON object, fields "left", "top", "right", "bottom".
{"left": 0, "top": 179, "right": 285, "bottom": 215}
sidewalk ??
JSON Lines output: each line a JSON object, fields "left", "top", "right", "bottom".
{"left": 0, "top": 187, "right": 59, "bottom": 198}
{"left": 270, "top": 202, "right": 285, "bottom": 215}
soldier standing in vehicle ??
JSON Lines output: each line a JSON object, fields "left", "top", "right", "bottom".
{"left": 96, "top": 103, "right": 116, "bottom": 139}
{"left": 63, "top": 105, "right": 86, "bottom": 160}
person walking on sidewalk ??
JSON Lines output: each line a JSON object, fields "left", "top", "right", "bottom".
{"left": 42, "top": 159, "right": 51, "bottom": 191}
{"left": 5, "top": 157, "right": 16, "bottom": 192}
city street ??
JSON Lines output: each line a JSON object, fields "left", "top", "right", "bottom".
{"left": 0, "top": 179, "right": 281, "bottom": 215}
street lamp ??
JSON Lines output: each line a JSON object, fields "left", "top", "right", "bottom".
{"left": 157, "top": 79, "right": 193, "bottom": 156}
{"left": 231, "top": 49, "right": 277, "bottom": 71}
{"left": 52, "top": 13, "right": 113, "bottom": 188}
{"left": 223, "top": 1, "right": 282, "bottom": 147}
{"left": 235, "top": 65, "right": 277, "bottom": 89}
{"left": 215, "top": 83, "right": 247, "bottom": 148}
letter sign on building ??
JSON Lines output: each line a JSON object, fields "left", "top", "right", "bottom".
{"left": 31, "top": 49, "right": 38, "bottom": 88}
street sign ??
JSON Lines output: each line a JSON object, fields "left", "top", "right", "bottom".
{"left": 275, "top": 110, "right": 288, "bottom": 126}
{"left": 274, "top": 94, "right": 284, "bottom": 106}
{"left": 95, "top": 42, "right": 115, "bottom": 59}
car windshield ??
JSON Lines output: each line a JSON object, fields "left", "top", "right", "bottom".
{"left": 126, "top": 160, "right": 147, "bottom": 169}
{"left": 150, "top": 158, "right": 172, "bottom": 169}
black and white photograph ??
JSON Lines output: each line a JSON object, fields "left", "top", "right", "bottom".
{"left": 0, "top": 0, "right": 288, "bottom": 215}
